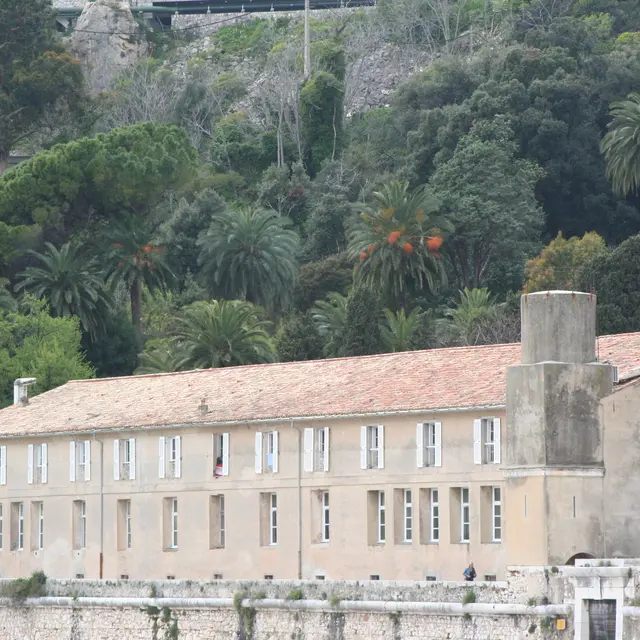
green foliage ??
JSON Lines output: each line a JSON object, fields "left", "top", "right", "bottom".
{"left": 348, "top": 181, "right": 451, "bottom": 305}
{"left": 294, "top": 254, "right": 352, "bottom": 311}
{"left": 302, "top": 193, "right": 352, "bottom": 262}
{"left": 0, "top": 123, "right": 198, "bottom": 235}
{"left": 275, "top": 312, "right": 323, "bottom": 362}
{"left": 15, "top": 242, "right": 112, "bottom": 338}
{"left": 578, "top": 235, "right": 640, "bottom": 334}
{"left": 601, "top": 92, "right": 640, "bottom": 197}
{"left": 0, "top": 297, "right": 93, "bottom": 407}
{"left": 213, "top": 18, "right": 290, "bottom": 57}
{"left": 0, "top": 0, "right": 86, "bottom": 165}
{"left": 197, "top": 206, "right": 300, "bottom": 314}
{"left": 311, "top": 292, "right": 349, "bottom": 358}
{"left": 462, "top": 589, "right": 477, "bottom": 605}
{"left": 428, "top": 120, "right": 543, "bottom": 290}
{"left": 257, "top": 162, "right": 311, "bottom": 229}
{"left": 524, "top": 232, "right": 608, "bottom": 293}
{"left": 380, "top": 307, "right": 432, "bottom": 352}
{"left": 82, "top": 313, "right": 138, "bottom": 378}
{"left": 286, "top": 588, "right": 304, "bottom": 600}
{"left": 300, "top": 69, "right": 345, "bottom": 175}
{"left": 172, "top": 300, "right": 275, "bottom": 369}
{"left": 344, "top": 287, "right": 383, "bottom": 356}
{"left": 1, "top": 571, "right": 47, "bottom": 602}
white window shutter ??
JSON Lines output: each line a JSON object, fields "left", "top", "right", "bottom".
{"left": 27, "top": 444, "right": 34, "bottom": 484}
{"left": 323, "top": 427, "right": 330, "bottom": 472}
{"left": 70, "top": 441, "right": 76, "bottom": 482}
{"left": 113, "top": 440, "right": 120, "bottom": 481}
{"left": 493, "top": 418, "right": 501, "bottom": 464}
{"left": 175, "top": 436, "right": 182, "bottom": 479}
{"left": 377, "top": 425, "right": 385, "bottom": 469}
{"left": 129, "top": 439, "right": 136, "bottom": 480}
{"left": 473, "top": 419, "right": 482, "bottom": 465}
{"left": 434, "top": 421, "right": 442, "bottom": 468}
{"left": 41, "top": 444, "right": 48, "bottom": 484}
{"left": 84, "top": 440, "right": 91, "bottom": 481}
{"left": 158, "top": 437, "right": 165, "bottom": 479}
{"left": 255, "top": 432, "right": 263, "bottom": 474}
{"left": 272, "top": 431, "right": 279, "bottom": 474}
{"left": 360, "top": 426, "right": 368, "bottom": 470}
{"left": 221, "top": 432, "right": 230, "bottom": 476}
{"left": 303, "top": 428, "right": 314, "bottom": 472}
{"left": 416, "top": 423, "right": 424, "bottom": 468}
{"left": 0, "top": 446, "right": 6, "bottom": 485}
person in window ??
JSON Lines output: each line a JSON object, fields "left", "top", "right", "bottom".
{"left": 463, "top": 562, "right": 476, "bottom": 582}
{"left": 215, "top": 456, "right": 223, "bottom": 478}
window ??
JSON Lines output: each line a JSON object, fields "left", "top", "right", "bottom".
{"left": 485, "top": 574, "right": 497, "bottom": 582}
{"left": 403, "top": 489, "right": 412, "bottom": 543}
{"left": 0, "top": 445, "right": 6, "bottom": 486}
{"left": 269, "top": 493, "right": 277, "bottom": 545}
{"left": 321, "top": 491, "right": 330, "bottom": 542}
{"left": 163, "top": 497, "right": 178, "bottom": 550}
{"left": 473, "top": 418, "right": 501, "bottom": 465}
{"left": 394, "top": 488, "right": 413, "bottom": 544}
{"left": 260, "top": 493, "right": 278, "bottom": 546}
{"left": 360, "top": 425, "right": 384, "bottom": 470}
{"left": 0, "top": 504, "right": 3, "bottom": 550}
{"left": 419, "top": 488, "right": 440, "bottom": 544}
{"left": 28, "top": 443, "right": 48, "bottom": 484}
{"left": 370, "top": 574, "right": 380, "bottom": 580}
{"left": 213, "top": 433, "right": 230, "bottom": 477}
{"left": 69, "top": 440, "right": 91, "bottom": 482}
{"left": 11, "top": 503, "right": 24, "bottom": 551}
{"left": 73, "top": 500, "right": 86, "bottom": 550}
{"left": 492, "top": 487, "right": 501, "bottom": 542}
{"left": 255, "top": 431, "right": 279, "bottom": 474}
{"left": 460, "top": 488, "right": 470, "bottom": 542}
{"left": 303, "top": 428, "right": 330, "bottom": 472}
{"left": 311, "top": 490, "right": 330, "bottom": 544}
{"left": 158, "top": 437, "right": 181, "bottom": 479}
{"left": 117, "top": 500, "right": 132, "bottom": 551}
{"left": 375, "top": 491, "right": 386, "bottom": 543}
{"left": 209, "top": 495, "right": 225, "bottom": 549}
{"left": 31, "top": 502, "right": 44, "bottom": 551}
{"left": 416, "top": 422, "right": 442, "bottom": 468}
{"left": 114, "top": 439, "right": 136, "bottom": 481}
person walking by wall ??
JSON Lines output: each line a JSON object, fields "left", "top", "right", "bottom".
{"left": 463, "top": 562, "right": 476, "bottom": 582}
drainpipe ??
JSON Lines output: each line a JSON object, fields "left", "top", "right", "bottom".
{"left": 93, "top": 432, "right": 104, "bottom": 579}
{"left": 292, "top": 420, "right": 302, "bottom": 580}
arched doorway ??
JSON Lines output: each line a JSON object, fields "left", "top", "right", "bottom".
{"left": 565, "top": 552, "right": 595, "bottom": 566}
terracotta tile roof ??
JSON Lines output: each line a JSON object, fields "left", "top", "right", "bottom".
{"left": 1, "top": 333, "right": 640, "bottom": 437}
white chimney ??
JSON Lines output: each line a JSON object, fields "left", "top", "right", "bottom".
{"left": 13, "top": 378, "right": 36, "bottom": 406}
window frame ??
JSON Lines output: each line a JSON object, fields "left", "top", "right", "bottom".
{"left": 269, "top": 493, "right": 278, "bottom": 546}
{"left": 171, "top": 498, "right": 178, "bottom": 549}
{"left": 0, "top": 503, "right": 3, "bottom": 551}
{"left": 377, "top": 491, "right": 386, "bottom": 544}
{"left": 430, "top": 488, "right": 440, "bottom": 543}
{"left": 37, "top": 502, "right": 44, "bottom": 551}
{"left": 403, "top": 489, "right": 413, "bottom": 543}
{"left": 321, "top": 490, "right": 330, "bottom": 543}
{"left": 492, "top": 487, "right": 502, "bottom": 542}
{"left": 460, "top": 488, "right": 470, "bottom": 543}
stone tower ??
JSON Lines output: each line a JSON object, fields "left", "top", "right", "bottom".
{"left": 504, "top": 291, "right": 615, "bottom": 566}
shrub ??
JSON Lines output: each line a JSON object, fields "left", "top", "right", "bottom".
{"left": 286, "top": 587, "right": 304, "bottom": 600}
{"left": 461, "top": 589, "right": 476, "bottom": 605}
{"left": 1, "top": 571, "right": 47, "bottom": 602}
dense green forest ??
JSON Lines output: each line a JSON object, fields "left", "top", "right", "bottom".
{"left": 0, "top": 0, "right": 639, "bottom": 405}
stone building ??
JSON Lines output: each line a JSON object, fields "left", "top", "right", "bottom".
{"left": 0, "top": 290, "right": 639, "bottom": 582}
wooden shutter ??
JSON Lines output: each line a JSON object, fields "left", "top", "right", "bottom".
{"left": 272, "top": 431, "right": 279, "bottom": 474}
{"left": 493, "top": 418, "right": 501, "bottom": 464}
{"left": 323, "top": 427, "right": 330, "bottom": 472}
{"left": 360, "top": 426, "right": 368, "bottom": 470}
{"left": 434, "top": 421, "right": 442, "bottom": 468}
{"left": 70, "top": 441, "right": 76, "bottom": 482}
{"left": 377, "top": 425, "right": 385, "bottom": 469}
{"left": 416, "top": 423, "right": 424, "bottom": 468}
{"left": 174, "top": 436, "right": 182, "bottom": 479}
{"left": 255, "top": 432, "right": 263, "bottom": 474}
{"left": 113, "top": 440, "right": 120, "bottom": 481}
{"left": 84, "top": 440, "right": 91, "bottom": 481}
{"left": 41, "top": 444, "right": 48, "bottom": 484}
{"left": 0, "top": 446, "right": 6, "bottom": 485}
{"left": 158, "top": 437, "right": 165, "bottom": 478}
{"left": 129, "top": 439, "right": 136, "bottom": 480}
{"left": 27, "top": 444, "right": 34, "bottom": 484}
{"left": 303, "top": 428, "right": 314, "bottom": 472}
{"left": 221, "top": 433, "right": 230, "bottom": 476}
{"left": 473, "top": 419, "right": 482, "bottom": 465}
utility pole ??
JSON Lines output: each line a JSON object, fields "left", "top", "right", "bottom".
{"left": 303, "top": 0, "right": 311, "bottom": 79}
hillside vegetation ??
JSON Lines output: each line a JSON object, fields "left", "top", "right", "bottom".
{"left": 0, "top": 0, "right": 639, "bottom": 403}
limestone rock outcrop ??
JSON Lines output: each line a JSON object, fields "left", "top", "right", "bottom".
{"left": 68, "top": 0, "right": 147, "bottom": 93}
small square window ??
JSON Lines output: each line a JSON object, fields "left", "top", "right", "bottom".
{"left": 264, "top": 574, "right": 274, "bottom": 580}
{"left": 369, "top": 574, "right": 380, "bottom": 581}
{"left": 425, "top": 575, "right": 437, "bottom": 582}
{"left": 213, "top": 573, "right": 223, "bottom": 580}
{"left": 120, "top": 574, "right": 129, "bottom": 580}
{"left": 75, "top": 573, "right": 84, "bottom": 579}
{"left": 484, "top": 574, "right": 497, "bottom": 582}
{"left": 166, "top": 575, "right": 175, "bottom": 580}
{"left": 315, "top": 575, "right": 325, "bottom": 581}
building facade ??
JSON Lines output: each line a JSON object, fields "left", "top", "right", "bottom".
{"left": 0, "top": 291, "right": 639, "bottom": 582}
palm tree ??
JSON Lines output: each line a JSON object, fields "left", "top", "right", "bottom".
{"left": 348, "top": 181, "right": 453, "bottom": 305}
{"left": 15, "top": 243, "right": 112, "bottom": 337}
{"left": 197, "top": 206, "right": 300, "bottom": 314}
{"left": 311, "top": 292, "right": 349, "bottom": 357}
{"left": 601, "top": 93, "right": 640, "bottom": 197}
{"left": 135, "top": 340, "right": 190, "bottom": 375}
{"left": 445, "top": 288, "right": 499, "bottom": 346}
{"left": 172, "top": 300, "right": 275, "bottom": 369}
{"left": 0, "top": 278, "right": 16, "bottom": 312}
{"left": 380, "top": 307, "right": 422, "bottom": 352}
{"left": 104, "top": 216, "right": 175, "bottom": 345}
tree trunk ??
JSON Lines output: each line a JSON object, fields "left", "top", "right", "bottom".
{"left": 130, "top": 277, "right": 143, "bottom": 346}
{"left": 0, "top": 150, "right": 8, "bottom": 175}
